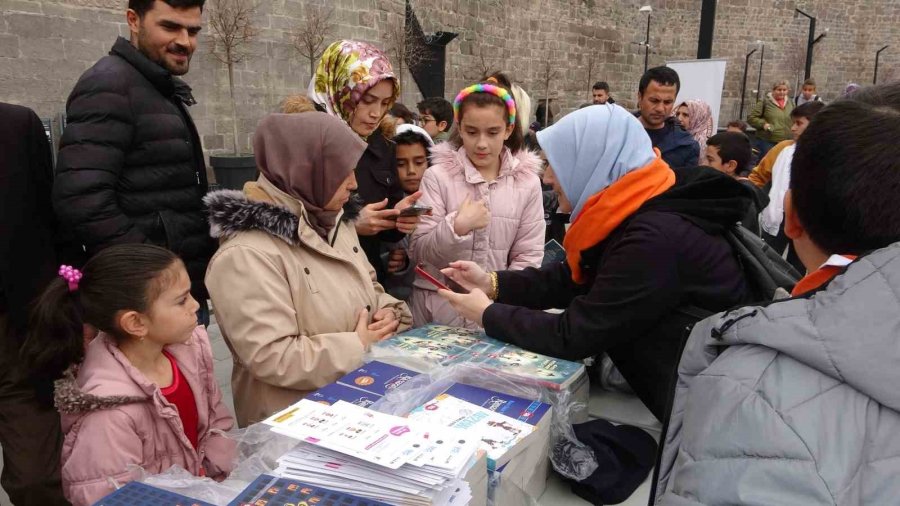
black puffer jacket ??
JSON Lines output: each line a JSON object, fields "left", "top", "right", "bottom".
{"left": 483, "top": 167, "right": 755, "bottom": 419}
{"left": 54, "top": 37, "right": 215, "bottom": 298}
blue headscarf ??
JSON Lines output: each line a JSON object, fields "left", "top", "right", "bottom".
{"left": 536, "top": 104, "right": 656, "bottom": 220}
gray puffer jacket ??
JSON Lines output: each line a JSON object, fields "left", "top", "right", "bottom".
{"left": 655, "top": 242, "right": 900, "bottom": 505}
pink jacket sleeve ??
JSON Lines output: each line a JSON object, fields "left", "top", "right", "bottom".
{"left": 193, "top": 327, "right": 237, "bottom": 480}
{"left": 507, "top": 177, "right": 546, "bottom": 270}
{"left": 62, "top": 411, "right": 144, "bottom": 506}
{"left": 409, "top": 170, "right": 474, "bottom": 269}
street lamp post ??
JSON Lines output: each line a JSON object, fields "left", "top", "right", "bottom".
{"left": 875, "top": 45, "right": 889, "bottom": 84}
{"left": 740, "top": 46, "right": 759, "bottom": 119}
{"left": 640, "top": 6, "right": 652, "bottom": 72}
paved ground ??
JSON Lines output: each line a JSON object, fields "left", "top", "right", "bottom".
{"left": 0, "top": 316, "right": 650, "bottom": 505}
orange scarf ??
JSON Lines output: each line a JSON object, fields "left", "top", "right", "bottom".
{"left": 791, "top": 255, "right": 857, "bottom": 296}
{"left": 563, "top": 151, "right": 676, "bottom": 284}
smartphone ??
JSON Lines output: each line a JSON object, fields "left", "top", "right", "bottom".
{"left": 415, "top": 265, "right": 451, "bottom": 291}
{"left": 398, "top": 205, "right": 433, "bottom": 217}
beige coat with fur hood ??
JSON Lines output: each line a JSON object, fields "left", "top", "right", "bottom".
{"left": 204, "top": 176, "right": 412, "bottom": 426}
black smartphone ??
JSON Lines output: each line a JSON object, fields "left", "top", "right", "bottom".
{"left": 398, "top": 205, "right": 433, "bottom": 217}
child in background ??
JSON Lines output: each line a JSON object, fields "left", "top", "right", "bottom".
{"left": 20, "top": 244, "right": 235, "bottom": 506}
{"left": 417, "top": 97, "right": 454, "bottom": 143}
{"left": 409, "top": 74, "right": 544, "bottom": 328}
{"left": 704, "top": 132, "right": 769, "bottom": 236}
{"left": 795, "top": 78, "right": 822, "bottom": 106}
{"left": 383, "top": 124, "right": 435, "bottom": 300}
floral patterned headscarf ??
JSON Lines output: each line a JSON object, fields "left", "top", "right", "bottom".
{"left": 307, "top": 40, "right": 400, "bottom": 127}
{"left": 675, "top": 99, "right": 714, "bottom": 153}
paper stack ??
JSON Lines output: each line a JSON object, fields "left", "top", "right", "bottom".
{"left": 263, "top": 399, "right": 479, "bottom": 506}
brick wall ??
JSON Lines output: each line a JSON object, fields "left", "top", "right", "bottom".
{"left": 2, "top": 0, "right": 898, "bottom": 162}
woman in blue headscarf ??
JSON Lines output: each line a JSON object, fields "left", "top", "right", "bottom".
{"left": 439, "top": 104, "right": 754, "bottom": 418}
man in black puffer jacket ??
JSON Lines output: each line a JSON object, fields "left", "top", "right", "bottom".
{"left": 54, "top": 0, "right": 214, "bottom": 316}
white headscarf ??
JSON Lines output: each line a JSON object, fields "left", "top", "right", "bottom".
{"left": 536, "top": 104, "right": 656, "bottom": 219}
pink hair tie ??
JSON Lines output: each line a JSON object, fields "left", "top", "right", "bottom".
{"left": 58, "top": 265, "right": 82, "bottom": 292}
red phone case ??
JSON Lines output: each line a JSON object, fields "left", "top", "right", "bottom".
{"left": 414, "top": 265, "right": 451, "bottom": 291}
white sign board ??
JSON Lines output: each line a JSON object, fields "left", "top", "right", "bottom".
{"left": 666, "top": 59, "right": 728, "bottom": 128}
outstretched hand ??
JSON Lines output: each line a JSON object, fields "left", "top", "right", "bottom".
{"left": 440, "top": 261, "right": 492, "bottom": 294}
{"left": 438, "top": 288, "right": 492, "bottom": 327}
{"left": 395, "top": 191, "right": 424, "bottom": 235}
{"left": 356, "top": 199, "right": 401, "bottom": 236}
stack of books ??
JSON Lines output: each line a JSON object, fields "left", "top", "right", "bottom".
{"left": 262, "top": 398, "right": 477, "bottom": 506}
{"left": 370, "top": 325, "right": 589, "bottom": 404}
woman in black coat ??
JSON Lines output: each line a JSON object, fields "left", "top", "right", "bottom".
{"left": 309, "top": 40, "right": 421, "bottom": 282}
{"left": 439, "top": 105, "right": 754, "bottom": 419}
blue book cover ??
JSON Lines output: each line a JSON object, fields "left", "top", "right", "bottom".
{"left": 443, "top": 383, "right": 551, "bottom": 426}
{"left": 374, "top": 325, "right": 585, "bottom": 391}
{"left": 94, "top": 481, "right": 214, "bottom": 506}
{"left": 227, "top": 474, "right": 391, "bottom": 506}
{"left": 339, "top": 360, "right": 419, "bottom": 396}
{"left": 305, "top": 383, "right": 381, "bottom": 408}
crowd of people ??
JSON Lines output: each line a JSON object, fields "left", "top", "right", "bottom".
{"left": 1, "top": 0, "right": 899, "bottom": 505}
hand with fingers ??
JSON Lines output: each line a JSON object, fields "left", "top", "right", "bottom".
{"left": 394, "top": 191, "right": 424, "bottom": 235}
{"left": 387, "top": 249, "right": 408, "bottom": 274}
{"left": 355, "top": 307, "right": 400, "bottom": 346}
{"left": 356, "top": 198, "right": 401, "bottom": 236}
{"left": 453, "top": 195, "right": 490, "bottom": 236}
{"left": 441, "top": 261, "right": 492, "bottom": 294}
{"left": 437, "top": 288, "right": 492, "bottom": 327}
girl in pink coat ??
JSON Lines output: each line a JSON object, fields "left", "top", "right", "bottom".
{"left": 409, "top": 74, "right": 545, "bottom": 328}
{"left": 21, "top": 244, "right": 236, "bottom": 506}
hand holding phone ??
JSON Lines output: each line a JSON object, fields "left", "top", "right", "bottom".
{"left": 415, "top": 264, "right": 451, "bottom": 291}
{"left": 398, "top": 205, "right": 433, "bottom": 217}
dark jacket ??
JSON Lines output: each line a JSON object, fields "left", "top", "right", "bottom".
{"left": 0, "top": 103, "right": 58, "bottom": 351}
{"left": 53, "top": 37, "right": 214, "bottom": 299}
{"left": 482, "top": 167, "right": 754, "bottom": 419}
{"left": 636, "top": 114, "right": 700, "bottom": 169}
{"left": 353, "top": 132, "right": 406, "bottom": 283}
{"left": 738, "top": 178, "right": 768, "bottom": 236}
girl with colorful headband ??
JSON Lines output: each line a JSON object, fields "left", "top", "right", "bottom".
{"left": 307, "top": 40, "right": 423, "bottom": 284}
{"left": 408, "top": 73, "right": 545, "bottom": 328}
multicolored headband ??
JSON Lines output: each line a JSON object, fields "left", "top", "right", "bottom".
{"left": 59, "top": 265, "right": 82, "bottom": 292}
{"left": 452, "top": 83, "right": 517, "bottom": 127}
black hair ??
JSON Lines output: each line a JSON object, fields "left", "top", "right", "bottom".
{"left": 389, "top": 103, "right": 418, "bottom": 124}
{"left": 128, "top": 0, "right": 205, "bottom": 17}
{"left": 791, "top": 100, "right": 826, "bottom": 120}
{"left": 638, "top": 66, "right": 680, "bottom": 95}
{"left": 726, "top": 120, "right": 749, "bottom": 132}
{"left": 451, "top": 72, "right": 526, "bottom": 153}
{"left": 394, "top": 130, "right": 431, "bottom": 152}
{"left": 535, "top": 102, "right": 554, "bottom": 126}
{"left": 592, "top": 81, "right": 610, "bottom": 92}
{"left": 21, "top": 244, "right": 183, "bottom": 387}
{"left": 417, "top": 97, "right": 454, "bottom": 130}
{"left": 707, "top": 132, "right": 753, "bottom": 176}
{"left": 791, "top": 82, "right": 900, "bottom": 255}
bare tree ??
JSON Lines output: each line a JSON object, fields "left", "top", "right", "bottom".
{"left": 292, "top": 2, "right": 335, "bottom": 80}
{"left": 382, "top": 15, "right": 428, "bottom": 92}
{"left": 207, "top": 0, "right": 259, "bottom": 154}
{"left": 585, "top": 57, "right": 596, "bottom": 101}
{"left": 464, "top": 46, "right": 495, "bottom": 81}
{"left": 541, "top": 58, "right": 558, "bottom": 128}
{"left": 784, "top": 38, "right": 807, "bottom": 95}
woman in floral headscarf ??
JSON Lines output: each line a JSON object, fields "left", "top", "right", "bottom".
{"left": 674, "top": 99, "right": 714, "bottom": 153}
{"left": 308, "top": 40, "right": 421, "bottom": 283}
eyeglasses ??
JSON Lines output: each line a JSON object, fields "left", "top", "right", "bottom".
{"left": 420, "top": 116, "right": 436, "bottom": 124}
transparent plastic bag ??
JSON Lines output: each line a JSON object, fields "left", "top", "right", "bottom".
{"left": 366, "top": 359, "right": 598, "bottom": 483}
{"left": 132, "top": 424, "right": 301, "bottom": 505}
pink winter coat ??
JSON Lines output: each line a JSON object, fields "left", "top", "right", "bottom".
{"left": 55, "top": 327, "right": 236, "bottom": 506}
{"left": 408, "top": 143, "right": 545, "bottom": 327}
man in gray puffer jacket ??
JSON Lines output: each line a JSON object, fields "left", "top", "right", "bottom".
{"left": 655, "top": 82, "right": 900, "bottom": 505}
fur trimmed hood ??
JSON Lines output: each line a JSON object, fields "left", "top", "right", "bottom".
{"left": 204, "top": 186, "right": 363, "bottom": 247}
{"left": 54, "top": 365, "right": 146, "bottom": 414}
{"left": 205, "top": 189, "right": 301, "bottom": 246}
{"left": 428, "top": 142, "right": 543, "bottom": 182}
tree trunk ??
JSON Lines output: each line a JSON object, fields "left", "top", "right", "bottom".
{"left": 309, "top": 54, "right": 315, "bottom": 86}
{"left": 227, "top": 60, "right": 240, "bottom": 155}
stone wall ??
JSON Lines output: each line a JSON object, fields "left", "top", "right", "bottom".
{"left": 1, "top": 0, "right": 899, "bottom": 162}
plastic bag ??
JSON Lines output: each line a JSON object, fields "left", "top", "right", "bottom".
{"left": 132, "top": 424, "right": 301, "bottom": 505}
{"left": 366, "top": 359, "right": 598, "bottom": 484}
